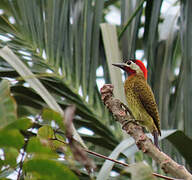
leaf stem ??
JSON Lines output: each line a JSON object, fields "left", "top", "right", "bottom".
{"left": 17, "top": 140, "right": 28, "bottom": 180}
{"left": 1, "top": 15, "right": 18, "bottom": 33}
{"left": 118, "top": 0, "right": 145, "bottom": 40}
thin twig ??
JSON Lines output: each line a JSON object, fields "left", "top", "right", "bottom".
{"left": 84, "top": 149, "right": 129, "bottom": 167}
{"left": 17, "top": 140, "right": 28, "bottom": 180}
{"left": 152, "top": 173, "right": 182, "bottom": 180}
{"left": 50, "top": 137, "right": 67, "bottom": 144}
{"left": 17, "top": 150, "right": 26, "bottom": 180}
{"left": 1, "top": 15, "right": 18, "bottom": 33}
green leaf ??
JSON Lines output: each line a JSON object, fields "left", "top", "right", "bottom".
{"left": 122, "top": 162, "right": 157, "bottom": 180}
{"left": 26, "top": 137, "right": 55, "bottom": 156}
{"left": 5, "top": 117, "right": 32, "bottom": 130}
{"left": 51, "top": 133, "right": 67, "bottom": 151}
{"left": 42, "top": 108, "right": 65, "bottom": 130}
{"left": 0, "top": 79, "right": 17, "bottom": 129}
{"left": 24, "top": 159, "right": 78, "bottom": 180}
{"left": 37, "top": 125, "right": 54, "bottom": 139}
{"left": 0, "top": 129, "right": 24, "bottom": 149}
{"left": 38, "top": 125, "right": 67, "bottom": 152}
{"left": 4, "top": 147, "right": 19, "bottom": 167}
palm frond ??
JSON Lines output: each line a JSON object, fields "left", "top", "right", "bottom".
{"left": 0, "top": 0, "right": 119, "bottom": 150}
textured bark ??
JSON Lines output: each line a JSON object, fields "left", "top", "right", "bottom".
{"left": 100, "top": 84, "right": 192, "bottom": 180}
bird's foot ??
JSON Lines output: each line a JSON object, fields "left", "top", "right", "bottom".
{"left": 120, "top": 103, "right": 133, "bottom": 116}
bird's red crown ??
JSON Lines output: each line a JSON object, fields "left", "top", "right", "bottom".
{"left": 132, "top": 59, "right": 147, "bottom": 80}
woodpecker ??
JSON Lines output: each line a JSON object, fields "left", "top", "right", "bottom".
{"left": 112, "top": 59, "right": 161, "bottom": 148}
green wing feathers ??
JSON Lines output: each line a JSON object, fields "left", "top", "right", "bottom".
{"left": 133, "top": 79, "right": 161, "bottom": 136}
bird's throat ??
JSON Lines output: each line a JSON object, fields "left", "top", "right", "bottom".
{"left": 127, "top": 73, "right": 136, "bottom": 80}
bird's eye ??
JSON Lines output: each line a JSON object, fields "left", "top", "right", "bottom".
{"left": 126, "top": 60, "right": 132, "bottom": 65}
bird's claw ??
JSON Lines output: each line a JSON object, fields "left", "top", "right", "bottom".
{"left": 120, "top": 103, "right": 133, "bottom": 117}
{"left": 122, "top": 119, "right": 136, "bottom": 130}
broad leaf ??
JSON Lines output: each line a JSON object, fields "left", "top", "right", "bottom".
{"left": 37, "top": 125, "right": 54, "bottom": 139}
{"left": 5, "top": 117, "right": 32, "bottom": 130}
{"left": 0, "top": 129, "right": 24, "bottom": 149}
{"left": 3, "top": 147, "right": 19, "bottom": 167}
{"left": 37, "top": 125, "right": 65, "bottom": 151}
{"left": 24, "top": 159, "right": 78, "bottom": 180}
{"left": 26, "top": 137, "right": 55, "bottom": 156}
{"left": 42, "top": 108, "right": 65, "bottom": 130}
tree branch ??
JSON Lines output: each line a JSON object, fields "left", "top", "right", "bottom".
{"left": 100, "top": 84, "right": 192, "bottom": 180}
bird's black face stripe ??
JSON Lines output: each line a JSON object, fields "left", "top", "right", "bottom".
{"left": 129, "top": 58, "right": 136, "bottom": 62}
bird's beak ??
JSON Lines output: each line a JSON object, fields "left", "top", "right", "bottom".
{"left": 112, "top": 63, "right": 127, "bottom": 71}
